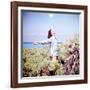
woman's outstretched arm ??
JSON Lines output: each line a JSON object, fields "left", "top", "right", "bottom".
{"left": 38, "top": 38, "right": 52, "bottom": 44}
{"left": 33, "top": 38, "right": 52, "bottom": 45}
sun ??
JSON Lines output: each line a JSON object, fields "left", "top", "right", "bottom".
{"left": 49, "top": 14, "right": 54, "bottom": 18}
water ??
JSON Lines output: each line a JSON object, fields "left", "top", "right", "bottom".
{"left": 22, "top": 42, "right": 62, "bottom": 48}
{"left": 22, "top": 42, "right": 45, "bottom": 48}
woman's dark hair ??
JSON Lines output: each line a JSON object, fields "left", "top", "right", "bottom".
{"left": 48, "top": 29, "right": 52, "bottom": 39}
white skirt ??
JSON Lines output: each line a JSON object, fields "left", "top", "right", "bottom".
{"left": 50, "top": 47, "right": 59, "bottom": 57}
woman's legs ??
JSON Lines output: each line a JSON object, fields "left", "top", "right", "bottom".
{"left": 52, "top": 56, "right": 58, "bottom": 61}
{"left": 49, "top": 56, "right": 59, "bottom": 61}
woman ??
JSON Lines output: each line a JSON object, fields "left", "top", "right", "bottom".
{"left": 33, "top": 29, "right": 60, "bottom": 75}
{"left": 33, "top": 29, "right": 59, "bottom": 61}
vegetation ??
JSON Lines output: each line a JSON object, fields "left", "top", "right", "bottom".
{"left": 22, "top": 34, "right": 80, "bottom": 77}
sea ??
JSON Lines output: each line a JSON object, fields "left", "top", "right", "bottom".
{"left": 23, "top": 42, "right": 62, "bottom": 48}
{"left": 23, "top": 42, "right": 46, "bottom": 48}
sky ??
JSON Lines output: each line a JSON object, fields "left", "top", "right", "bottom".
{"left": 22, "top": 10, "right": 80, "bottom": 42}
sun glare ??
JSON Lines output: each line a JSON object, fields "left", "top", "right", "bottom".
{"left": 49, "top": 14, "right": 54, "bottom": 18}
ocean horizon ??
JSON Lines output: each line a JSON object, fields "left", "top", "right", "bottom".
{"left": 22, "top": 42, "right": 62, "bottom": 48}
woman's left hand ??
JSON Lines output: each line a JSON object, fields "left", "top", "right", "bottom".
{"left": 32, "top": 41, "right": 38, "bottom": 45}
